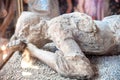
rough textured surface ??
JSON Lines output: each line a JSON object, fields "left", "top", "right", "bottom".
{"left": 90, "top": 55, "right": 120, "bottom": 80}
{"left": 12, "top": 12, "right": 51, "bottom": 48}
{"left": 0, "top": 51, "right": 120, "bottom": 80}
{"left": 6, "top": 12, "right": 120, "bottom": 79}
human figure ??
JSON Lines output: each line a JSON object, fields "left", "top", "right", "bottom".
{"left": 58, "top": 0, "right": 73, "bottom": 14}
{"left": 8, "top": 12, "right": 120, "bottom": 79}
{"left": 28, "top": 0, "right": 59, "bottom": 18}
{"left": 0, "top": 0, "right": 16, "bottom": 38}
{"left": 75, "top": 0, "right": 109, "bottom": 20}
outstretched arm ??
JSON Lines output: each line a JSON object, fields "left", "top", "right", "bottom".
{"left": 26, "top": 43, "right": 57, "bottom": 70}
{"left": 7, "top": 29, "right": 93, "bottom": 79}
{"left": 26, "top": 40, "right": 93, "bottom": 79}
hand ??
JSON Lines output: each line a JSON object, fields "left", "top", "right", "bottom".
{"left": 7, "top": 40, "right": 26, "bottom": 52}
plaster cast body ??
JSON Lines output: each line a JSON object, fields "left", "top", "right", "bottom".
{"left": 10, "top": 12, "right": 120, "bottom": 79}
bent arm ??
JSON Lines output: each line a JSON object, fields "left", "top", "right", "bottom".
{"left": 57, "top": 38, "right": 85, "bottom": 57}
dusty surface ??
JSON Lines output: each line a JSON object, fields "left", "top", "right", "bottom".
{"left": 0, "top": 49, "right": 120, "bottom": 80}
